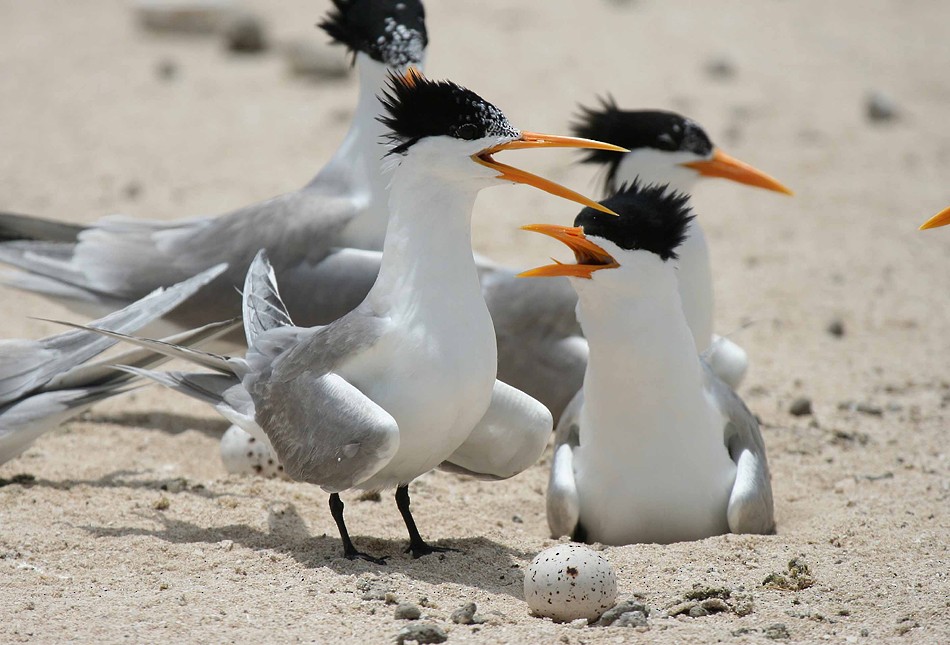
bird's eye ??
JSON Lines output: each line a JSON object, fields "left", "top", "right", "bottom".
{"left": 456, "top": 123, "right": 480, "bottom": 140}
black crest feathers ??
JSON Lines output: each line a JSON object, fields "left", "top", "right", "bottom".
{"left": 378, "top": 71, "right": 519, "bottom": 155}
{"left": 575, "top": 181, "right": 694, "bottom": 261}
{"left": 319, "top": 0, "right": 427, "bottom": 67}
{"left": 572, "top": 97, "right": 714, "bottom": 190}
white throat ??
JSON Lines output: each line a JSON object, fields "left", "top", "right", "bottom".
{"left": 611, "top": 150, "right": 713, "bottom": 351}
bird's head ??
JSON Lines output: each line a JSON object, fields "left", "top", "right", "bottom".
{"left": 378, "top": 71, "right": 626, "bottom": 212}
{"left": 319, "top": 0, "right": 428, "bottom": 73}
{"left": 519, "top": 181, "right": 695, "bottom": 291}
{"left": 573, "top": 97, "right": 791, "bottom": 196}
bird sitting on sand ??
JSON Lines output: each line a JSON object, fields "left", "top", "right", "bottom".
{"left": 520, "top": 182, "right": 775, "bottom": 545}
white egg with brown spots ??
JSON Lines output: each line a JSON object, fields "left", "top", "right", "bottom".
{"left": 219, "top": 426, "right": 288, "bottom": 479}
{"left": 524, "top": 544, "right": 617, "bottom": 622}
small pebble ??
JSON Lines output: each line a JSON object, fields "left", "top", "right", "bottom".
{"left": 122, "top": 180, "right": 144, "bottom": 201}
{"left": 614, "top": 610, "right": 648, "bottom": 627}
{"left": 688, "top": 605, "right": 709, "bottom": 618}
{"left": 789, "top": 397, "right": 812, "bottom": 416}
{"left": 224, "top": 13, "right": 267, "bottom": 53}
{"left": 827, "top": 319, "right": 846, "bottom": 337}
{"left": 866, "top": 90, "right": 899, "bottom": 123}
{"left": 701, "top": 598, "right": 730, "bottom": 613}
{"left": 155, "top": 58, "right": 178, "bottom": 81}
{"left": 764, "top": 623, "right": 790, "bottom": 640}
{"left": 450, "top": 603, "right": 476, "bottom": 624}
{"left": 705, "top": 55, "right": 737, "bottom": 80}
{"left": 394, "top": 603, "right": 421, "bottom": 620}
{"left": 394, "top": 623, "right": 447, "bottom": 645}
{"left": 596, "top": 600, "right": 649, "bottom": 626}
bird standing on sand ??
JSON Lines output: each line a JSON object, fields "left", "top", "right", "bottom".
{"left": 520, "top": 182, "right": 775, "bottom": 545}
{"left": 66, "top": 72, "right": 625, "bottom": 561}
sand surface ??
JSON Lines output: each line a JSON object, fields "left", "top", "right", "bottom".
{"left": 1, "top": 0, "right": 948, "bottom": 642}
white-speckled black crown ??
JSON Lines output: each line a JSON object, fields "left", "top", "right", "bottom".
{"left": 378, "top": 72, "right": 519, "bottom": 155}
{"left": 319, "top": 0, "right": 428, "bottom": 67}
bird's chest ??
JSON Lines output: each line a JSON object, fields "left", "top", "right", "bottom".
{"left": 341, "top": 296, "right": 497, "bottom": 459}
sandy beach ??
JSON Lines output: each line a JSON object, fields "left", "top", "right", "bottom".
{"left": 0, "top": 0, "right": 948, "bottom": 642}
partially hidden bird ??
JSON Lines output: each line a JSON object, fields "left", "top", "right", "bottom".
{"left": 0, "top": 264, "right": 234, "bottom": 466}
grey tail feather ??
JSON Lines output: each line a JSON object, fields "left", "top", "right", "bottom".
{"left": 0, "top": 211, "right": 86, "bottom": 243}
{"left": 46, "top": 318, "right": 242, "bottom": 391}
{"left": 114, "top": 366, "right": 236, "bottom": 408}
{"left": 242, "top": 249, "right": 294, "bottom": 347}
{"left": 44, "top": 320, "right": 237, "bottom": 375}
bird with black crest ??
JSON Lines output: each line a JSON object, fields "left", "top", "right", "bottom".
{"left": 62, "top": 71, "right": 626, "bottom": 562}
{"left": 520, "top": 182, "right": 775, "bottom": 545}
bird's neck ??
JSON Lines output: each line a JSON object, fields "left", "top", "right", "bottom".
{"left": 368, "top": 163, "right": 484, "bottom": 316}
{"left": 307, "top": 56, "right": 395, "bottom": 250}
{"left": 575, "top": 261, "right": 715, "bottom": 449}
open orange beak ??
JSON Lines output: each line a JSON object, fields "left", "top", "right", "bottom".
{"left": 682, "top": 149, "right": 793, "bottom": 195}
{"left": 517, "top": 224, "right": 619, "bottom": 279}
{"left": 919, "top": 205, "right": 950, "bottom": 230}
{"left": 474, "top": 132, "right": 627, "bottom": 215}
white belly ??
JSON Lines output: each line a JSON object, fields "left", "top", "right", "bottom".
{"left": 340, "top": 308, "right": 498, "bottom": 490}
{"left": 573, "top": 426, "right": 736, "bottom": 545}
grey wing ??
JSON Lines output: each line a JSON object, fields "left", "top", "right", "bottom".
{"left": 484, "top": 270, "right": 587, "bottom": 424}
{"left": 244, "top": 307, "right": 399, "bottom": 491}
{"left": 252, "top": 369, "right": 399, "bottom": 492}
{"left": 547, "top": 388, "right": 583, "bottom": 538}
{"left": 439, "top": 380, "right": 552, "bottom": 481}
{"left": 0, "top": 189, "right": 361, "bottom": 327}
{"left": 0, "top": 264, "right": 225, "bottom": 405}
{"left": 702, "top": 361, "right": 775, "bottom": 535}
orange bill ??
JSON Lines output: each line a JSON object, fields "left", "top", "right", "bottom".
{"left": 517, "top": 224, "right": 619, "bottom": 279}
{"left": 682, "top": 149, "right": 793, "bottom": 195}
{"left": 919, "top": 205, "right": 950, "bottom": 230}
{"left": 473, "top": 133, "right": 628, "bottom": 216}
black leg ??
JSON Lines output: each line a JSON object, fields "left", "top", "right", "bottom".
{"left": 328, "top": 493, "right": 387, "bottom": 564}
{"left": 395, "top": 485, "right": 458, "bottom": 558}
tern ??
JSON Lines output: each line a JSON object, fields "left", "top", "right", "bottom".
{"left": 64, "top": 72, "right": 625, "bottom": 561}
{"left": 919, "top": 205, "right": 950, "bottom": 230}
{"left": 490, "top": 102, "right": 792, "bottom": 425}
{"left": 572, "top": 98, "right": 792, "bottom": 387}
{"left": 0, "top": 265, "right": 233, "bottom": 466}
{"left": 520, "top": 182, "right": 775, "bottom": 545}
{"left": 0, "top": 0, "right": 427, "bottom": 334}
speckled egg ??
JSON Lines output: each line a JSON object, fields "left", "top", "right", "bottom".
{"left": 219, "top": 425, "right": 288, "bottom": 479}
{"left": 524, "top": 544, "right": 617, "bottom": 622}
